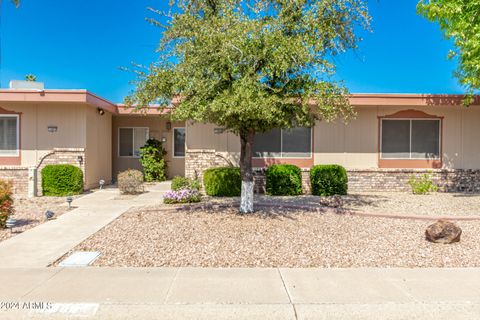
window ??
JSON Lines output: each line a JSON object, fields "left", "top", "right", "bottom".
{"left": 173, "top": 127, "right": 185, "bottom": 157}
{"left": 0, "top": 115, "right": 19, "bottom": 156}
{"left": 381, "top": 119, "right": 440, "bottom": 159}
{"left": 253, "top": 127, "right": 312, "bottom": 158}
{"left": 119, "top": 127, "right": 149, "bottom": 157}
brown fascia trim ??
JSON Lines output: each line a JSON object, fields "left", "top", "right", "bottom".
{"left": 0, "top": 90, "right": 118, "bottom": 114}
{"left": 347, "top": 93, "right": 480, "bottom": 107}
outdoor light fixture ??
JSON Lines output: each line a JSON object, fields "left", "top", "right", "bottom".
{"left": 5, "top": 218, "right": 16, "bottom": 233}
{"left": 161, "top": 137, "right": 167, "bottom": 143}
{"left": 214, "top": 128, "right": 225, "bottom": 134}
{"left": 166, "top": 121, "right": 172, "bottom": 131}
{"left": 47, "top": 126, "right": 58, "bottom": 133}
{"left": 45, "top": 210, "right": 54, "bottom": 220}
{"left": 97, "top": 108, "right": 105, "bottom": 115}
{"left": 99, "top": 179, "right": 105, "bottom": 189}
{"left": 66, "top": 196, "right": 73, "bottom": 209}
{"left": 77, "top": 155, "right": 83, "bottom": 165}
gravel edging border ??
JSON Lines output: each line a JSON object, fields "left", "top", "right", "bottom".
{"left": 160, "top": 202, "right": 480, "bottom": 221}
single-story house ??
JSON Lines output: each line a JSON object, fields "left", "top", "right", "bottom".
{"left": 1, "top": 80, "right": 479, "bottom": 197}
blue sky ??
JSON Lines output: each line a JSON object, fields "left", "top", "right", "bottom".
{"left": 2, "top": 0, "right": 463, "bottom": 103}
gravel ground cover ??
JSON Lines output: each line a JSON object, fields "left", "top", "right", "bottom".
{"left": 0, "top": 196, "right": 74, "bottom": 242}
{"left": 201, "top": 192, "right": 480, "bottom": 217}
{"left": 71, "top": 204, "right": 480, "bottom": 268}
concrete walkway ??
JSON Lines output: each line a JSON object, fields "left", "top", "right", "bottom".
{"left": 0, "top": 182, "right": 170, "bottom": 268}
{"left": 0, "top": 267, "right": 479, "bottom": 319}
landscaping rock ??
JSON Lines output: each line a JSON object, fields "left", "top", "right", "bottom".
{"left": 319, "top": 195, "right": 343, "bottom": 208}
{"left": 425, "top": 220, "right": 462, "bottom": 244}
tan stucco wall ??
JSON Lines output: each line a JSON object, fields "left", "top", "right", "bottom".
{"left": 186, "top": 105, "right": 480, "bottom": 170}
{"left": 112, "top": 116, "right": 185, "bottom": 179}
{"left": 0, "top": 102, "right": 87, "bottom": 167}
{"left": 85, "top": 106, "right": 112, "bottom": 189}
{"left": 0, "top": 101, "right": 114, "bottom": 189}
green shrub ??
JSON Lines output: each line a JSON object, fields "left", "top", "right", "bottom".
{"left": 408, "top": 173, "right": 439, "bottom": 195}
{"left": 310, "top": 165, "right": 348, "bottom": 196}
{"left": 0, "top": 180, "right": 14, "bottom": 228}
{"left": 42, "top": 164, "right": 83, "bottom": 196}
{"left": 171, "top": 176, "right": 201, "bottom": 191}
{"left": 265, "top": 164, "right": 302, "bottom": 196}
{"left": 139, "top": 138, "right": 167, "bottom": 182}
{"left": 203, "top": 167, "right": 241, "bottom": 197}
{"left": 118, "top": 169, "right": 144, "bottom": 194}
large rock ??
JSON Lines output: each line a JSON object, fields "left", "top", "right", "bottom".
{"left": 425, "top": 220, "right": 462, "bottom": 244}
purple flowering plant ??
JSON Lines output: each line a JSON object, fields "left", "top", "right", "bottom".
{"left": 163, "top": 188, "right": 201, "bottom": 204}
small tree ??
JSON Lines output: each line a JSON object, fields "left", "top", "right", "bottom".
{"left": 418, "top": 0, "right": 480, "bottom": 104}
{"left": 139, "top": 138, "right": 168, "bottom": 182}
{"left": 25, "top": 74, "right": 37, "bottom": 82}
{"left": 127, "top": 0, "right": 370, "bottom": 212}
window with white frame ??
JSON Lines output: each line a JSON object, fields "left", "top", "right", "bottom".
{"left": 0, "top": 115, "right": 19, "bottom": 156}
{"left": 381, "top": 119, "right": 440, "bottom": 159}
{"left": 173, "top": 127, "right": 186, "bottom": 157}
{"left": 253, "top": 127, "right": 312, "bottom": 158}
{"left": 119, "top": 127, "right": 149, "bottom": 157}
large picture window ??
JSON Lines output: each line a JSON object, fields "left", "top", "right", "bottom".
{"left": 253, "top": 127, "right": 312, "bottom": 158}
{"left": 173, "top": 127, "right": 186, "bottom": 157}
{"left": 0, "top": 115, "right": 19, "bottom": 156}
{"left": 381, "top": 119, "right": 440, "bottom": 159}
{"left": 119, "top": 127, "right": 149, "bottom": 157}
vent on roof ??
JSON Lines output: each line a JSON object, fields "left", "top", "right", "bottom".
{"left": 9, "top": 80, "right": 44, "bottom": 90}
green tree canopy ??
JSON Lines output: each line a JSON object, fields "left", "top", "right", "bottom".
{"left": 418, "top": 0, "right": 480, "bottom": 101}
{"left": 127, "top": 0, "right": 370, "bottom": 212}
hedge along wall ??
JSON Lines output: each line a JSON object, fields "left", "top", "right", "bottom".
{"left": 184, "top": 150, "right": 480, "bottom": 193}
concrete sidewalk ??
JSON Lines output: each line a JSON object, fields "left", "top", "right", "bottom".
{"left": 0, "top": 182, "right": 169, "bottom": 268}
{"left": 1, "top": 267, "right": 479, "bottom": 319}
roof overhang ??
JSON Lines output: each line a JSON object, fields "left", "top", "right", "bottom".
{"left": 0, "top": 89, "right": 118, "bottom": 114}
{"left": 348, "top": 93, "right": 480, "bottom": 107}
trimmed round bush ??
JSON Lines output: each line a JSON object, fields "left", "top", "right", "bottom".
{"left": 310, "top": 165, "right": 348, "bottom": 196}
{"left": 203, "top": 167, "right": 241, "bottom": 197}
{"left": 42, "top": 164, "right": 84, "bottom": 196}
{"left": 118, "top": 169, "right": 144, "bottom": 194}
{"left": 265, "top": 164, "right": 302, "bottom": 196}
{"left": 171, "top": 176, "right": 201, "bottom": 191}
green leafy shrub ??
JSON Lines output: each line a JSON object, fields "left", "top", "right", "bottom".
{"left": 139, "top": 138, "right": 167, "bottom": 182}
{"left": 408, "top": 173, "right": 439, "bottom": 195}
{"left": 42, "top": 164, "right": 83, "bottom": 196}
{"left": 118, "top": 169, "right": 144, "bottom": 194}
{"left": 171, "top": 176, "right": 201, "bottom": 191}
{"left": 203, "top": 167, "right": 241, "bottom": 197}
{"left": 310, "top": 165, "right": 348, "bottom": 196}
{"left": 0, "top": 180, "right": 14, "bottom": 228}
{"left": 265, "top": 164, "right": 302, "bottom": 196}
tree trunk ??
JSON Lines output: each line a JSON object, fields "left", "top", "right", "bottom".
{"left": 239, "top": 129, "right": 255, "bottom": 213}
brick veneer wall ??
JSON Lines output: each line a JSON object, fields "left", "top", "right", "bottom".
{"left": 35, "top": 148, "right": 86, "bottom": 196}
{"left": 0, "top": 166, "right": 29, "bottom": 196}
{"left": 185, "top": 150, "right": 480, "bottom": 193}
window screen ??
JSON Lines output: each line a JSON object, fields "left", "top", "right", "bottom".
{"left": 173, "top": 128, "right": 186, "bottom": 157}
{"left": 381, "top": 120, "right": 410, "bottom": 159}
{"left": 133, "top": 128, "right": 148, "bottom": 157}
{"left": 253, "top": 129, "right": 281, "bottom": 157}
{"left": 381, "top": 119, "right": 440, "bottom": 160}
{"left": 253, "top": 127, "right": 311, "bottom": 158}
{"left": 282, "top": 127, "right": 311, "bottom": 157}
{"left": 119, "top": 128, "right": 148, "bottom": 157}
{"left": 411, "top": 120, "right": 440, "bottom": 159}
{"left": 0, "top": 116, "right": 18, "bottom": 155}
